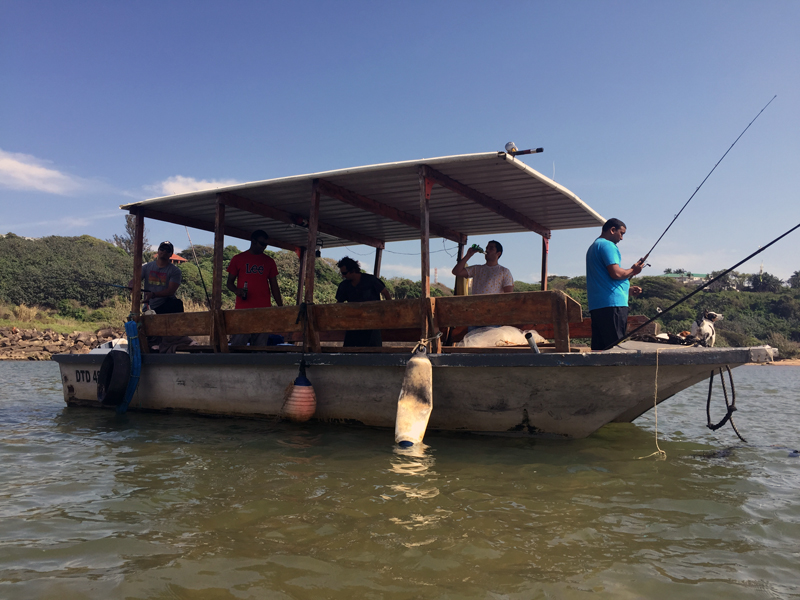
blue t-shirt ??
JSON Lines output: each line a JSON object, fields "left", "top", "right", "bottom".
{"left": 586, "top": 238, "right": 630, "bottom": 311}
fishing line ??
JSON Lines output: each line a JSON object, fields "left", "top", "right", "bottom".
{"left": 606, "top": 220, "right": 800, "bottom": 350}
{"left": 643, "top": 95, "right": 777, "bottom": 262}
{"left": 185, "top": 226, "right": 211, "bottom": 309}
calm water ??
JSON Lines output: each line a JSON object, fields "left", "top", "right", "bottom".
{"left": 1, "top": 362, "right": 799, "bottom": 599}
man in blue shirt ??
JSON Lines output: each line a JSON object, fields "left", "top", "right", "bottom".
{"left": 586, "top": 218, "right": 645, "bottom": 350}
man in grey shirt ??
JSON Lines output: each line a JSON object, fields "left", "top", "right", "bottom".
{"left": 130, "top": 241, "right": 184, "bottom": 314}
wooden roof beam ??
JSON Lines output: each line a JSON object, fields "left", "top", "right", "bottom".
{"left": 218, "top": 192, "right": 384, "bottom": 249}
{"left": 420, "top": 165, "right": 551, "bottom": 239}
{"left": 317, "top": 178, "right": 467, "bottom": 245}
{"left": 133, "top": 207, "right": 302, "bottom": 253}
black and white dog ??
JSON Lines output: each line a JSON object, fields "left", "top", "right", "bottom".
{"left": 691, "top": 311, "right": 723, "bottom": 347}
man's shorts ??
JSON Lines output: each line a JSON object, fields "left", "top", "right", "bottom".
{"left": 590, "top": 306, "right": 629, "bottom": 351}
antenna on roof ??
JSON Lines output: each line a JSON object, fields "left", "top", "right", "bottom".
{"left": 504, "top": 142, "right": 544, "bottom": 157}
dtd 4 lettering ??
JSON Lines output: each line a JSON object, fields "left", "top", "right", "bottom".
{"left": 245, "top": 264, "right": 264, "bottom": 275}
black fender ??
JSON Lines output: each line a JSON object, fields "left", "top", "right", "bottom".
{"left": 97, "top": 350, "right": 131, "bottom": 405}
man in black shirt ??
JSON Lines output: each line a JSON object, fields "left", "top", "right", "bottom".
{"left": 335, "top": 256, "right": 392, "bottom": 347}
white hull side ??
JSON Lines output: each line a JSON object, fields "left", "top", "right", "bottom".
{"left": 55, "top": 345, "right": 773, "bottom": 438}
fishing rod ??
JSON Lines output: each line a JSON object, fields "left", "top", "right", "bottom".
{"left": 185, "top": 226, "right": 211, "bottom": 309}
{"left": 642, "top": 95, "right": 777, "bottom": 263}
{"left": 606, "top": 220, "right": 800, "bottom": 350}
{"left": 80, "top": 280, "right": 152, "bottom": 293}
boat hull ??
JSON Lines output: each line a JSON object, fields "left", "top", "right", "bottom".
{"left": 52, "top": 344, "right": 775, "bottom": 439}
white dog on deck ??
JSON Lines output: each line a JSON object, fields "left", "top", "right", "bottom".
{"left": 691, "top": 311, "right": 723, "bottom": 347}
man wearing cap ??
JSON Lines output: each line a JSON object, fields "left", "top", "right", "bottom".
{"left": 226, "top": 229, "right": 284, "bottom": 347}
{"left": 131, "top": 241, "right": 184, "bottom": 314}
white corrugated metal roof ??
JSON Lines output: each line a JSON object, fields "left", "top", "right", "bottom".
{"left": 121, "top": 152, "right": 605, "bottom": 249}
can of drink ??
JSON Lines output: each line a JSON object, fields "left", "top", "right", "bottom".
{"left": 242, "top": 282, "right": 248, "bottom": 300}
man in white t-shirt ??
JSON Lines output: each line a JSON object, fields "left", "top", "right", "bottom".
{"left": 452, "top": 240, "right": 513, "bottom": 295}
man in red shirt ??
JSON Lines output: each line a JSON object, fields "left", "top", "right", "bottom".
{"left": 226, "top": 229, "right": 284, "bottom": 347}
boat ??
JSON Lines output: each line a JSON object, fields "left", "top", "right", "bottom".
{"left": 52, "top": 151, "right": 776, "bottom": 439}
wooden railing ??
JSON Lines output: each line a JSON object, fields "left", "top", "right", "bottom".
{"left": 136, "top": 291, "right": 583, "bottom": 353}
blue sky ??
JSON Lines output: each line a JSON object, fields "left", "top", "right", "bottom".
{"left": 2, "top": 1, "right": 799, "bottom": 287}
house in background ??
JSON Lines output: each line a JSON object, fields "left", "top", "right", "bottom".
{"left": 658, "top": 271, "right": 708, "bottom": 286}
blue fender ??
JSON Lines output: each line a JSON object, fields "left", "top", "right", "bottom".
{"left": 117, "top": 320, "right": 142, "bottom": 414}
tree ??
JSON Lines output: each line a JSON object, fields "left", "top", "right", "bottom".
{"left": 108, "top": 215, "right": 150, "bottom": 257}
{"left": 748, "top": 271, "right": 784, "bottom": 293}
{"left": 705, "top": 270, "right": 734, "bottom": 292}
{"left": 789, "top": 270, "right": 800, "bottom": 289}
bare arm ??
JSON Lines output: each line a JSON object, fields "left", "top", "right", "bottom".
{"left": 381, "top": 287, "right": 392, "bottom": 301}
{"left": 502, "top": 285, "right": 513, "bottom": 293}
{"left": 269, "top": 276, "right": 283, "bottom": 307}
{"left": 452, "top": 247, "right": 478, "bottom": 278}
{"left": 145, "top": 280, "right": 179, "bottom": 302}
{"left": 606, "top": 258, "right": 645, "bottom": 281}
{"left": 226, "top": 273, "right": 244, "bottom": 298}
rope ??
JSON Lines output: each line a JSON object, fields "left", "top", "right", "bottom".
{"left": 415, "top": 332, "right": 442, "bottom": 353}
{"left": 639, "top": 349, "right": 667, "bottom": 460}
{"left": 706, "top": 365, "right": 747, "bottom": 442}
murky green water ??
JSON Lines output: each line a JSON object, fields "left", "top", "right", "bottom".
{"left": 1, "top": 362, "right": 799, "bottom": 599}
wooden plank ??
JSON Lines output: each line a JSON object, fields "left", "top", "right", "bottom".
{"left": 541, "top": 237, "right": 549, "bottom": 291}
{"left": 139, "top": 311, "right": 213, "bottom": 337}
{"left": 305, "top": 303, "right": 321, "bottom": 353}
{"left": 139, "top": 207, "right": 300, "bottom": 253}
{"left": 313, "top": 299, "right": 420, "bottom": 331}
{"left": 222, "top": 306, "right": 305, "bottom": 335}
{"left": 320, "top": 346, "right": 414, "bottom": 354}
{"left": 317, "top": 178, "right": 467, "bottom": 245}
{"left": 131, "top": 211, "right": 144, "bottom": 315}
{"left": 421, "top": 165, "right": 551, "bottom": 238}
{"left": 434, "top": 292, "right": 580, "bottom": 328}
{"left": 551, "top": 290, "right": 570, "bottom": 352}
{"left": 215, "top": 309, "right": 229, "bottom": 353}
{"left": 219, "top": 192, "right": 385, "bottom": 249}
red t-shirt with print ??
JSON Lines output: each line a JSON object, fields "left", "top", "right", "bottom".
{"left": 226, "top": 252, "right": 279, "bottom": 309}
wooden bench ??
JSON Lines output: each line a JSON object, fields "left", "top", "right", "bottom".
{"left": 136, "top": 291, "right": 584, "bottom": 353}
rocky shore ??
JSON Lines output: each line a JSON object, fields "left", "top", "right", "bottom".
{"left": 0, "top": 326, "right": 125, "bottom": 361}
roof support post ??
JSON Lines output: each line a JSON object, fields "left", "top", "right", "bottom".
{"left": 419, "top": 170, "right": 432, "bottom": 345}
{"left": 373, "top": 247, "right": 383, "bottom": 278}
{"left": 304, "top": 181, "right": 320, "bottom": 304}
{"left": 296, "top": 246, "right": 307, "bottom": 306}
{"left": 302, "top": 181, "right": 322, "bottom": 352}
{"left": 211, "top": 198, "right": 228, "bottom": 352}
{"left": 130, "top": 210, "right": 144, "bottom": 316}
{"left": 454, "top": 241, "right": 468, "bottom": 296}
{"left": 541, "top": 236, "right": 549, "bottom": 291}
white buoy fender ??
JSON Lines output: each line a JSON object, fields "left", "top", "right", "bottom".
{"left": 395, "top": 344, "right": 433, "bottom": 446}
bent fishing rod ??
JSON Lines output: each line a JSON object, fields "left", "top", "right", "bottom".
{"left": 642, "top": 95, "right": 777, "bottom": 263}
{"left": 185, "top": 226, "right": 211, "bottom": 309}
{"left": 605, "top": 220, "right": 800, "bottom": 350}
